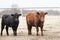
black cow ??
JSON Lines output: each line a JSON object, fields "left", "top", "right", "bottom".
{"left": 1, "top": 13, "right": 21, "bottom": 36}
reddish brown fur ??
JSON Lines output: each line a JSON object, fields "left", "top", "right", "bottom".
{"left": 26, "top": 11, "right": 48, "bottom": 36}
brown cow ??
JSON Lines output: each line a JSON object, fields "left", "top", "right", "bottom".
{"left": 26, "top": 11, "right": 48, "bottom": 36}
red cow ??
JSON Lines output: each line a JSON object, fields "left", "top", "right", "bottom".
{"left": 26, "top": 11, "right": 48, "bottom": 36}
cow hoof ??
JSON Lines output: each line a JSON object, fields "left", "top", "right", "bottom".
{"left": 36, "top": 34, "right": 39, "bottom": 36}
{"left": 28, "top": 34, "right": 31, "bottom": 35}
{"left": 7, "top": 34, "right": 9, "bottom": 36}
{"left": 1, "top": 33, "right": 2, "bottom": 36}
{"left": 41, "top": 34, "right": 43, "bottom": 36}
{"left": 14, "top": 35, "right": 17, "bottom": 36}
{"left": 28, "top": 33, "right": 32, "bottom": 35}
{"left": 14, "top": 34, "right": 17, "bottom": 36}
{"left": 1, "top": 35, "right": 2, "bottom": 36}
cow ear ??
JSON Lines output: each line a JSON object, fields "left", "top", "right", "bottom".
{"left": 45, "top": 12, "right": 48, "bottom": 15}
{"left": 18, "top": 14, "right": 21, "bottom": 16}
{"left": 37, "top": 12, "right": 40, "bottom": 15}
{"left": 11, "top": 14, "right": 14, "bottom": 16}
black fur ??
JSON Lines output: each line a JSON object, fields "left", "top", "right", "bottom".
{"left": 1, "top": 13, "right": 21, "bottom": 36}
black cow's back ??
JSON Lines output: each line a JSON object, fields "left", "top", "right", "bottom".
{"left": 2, "top": 15, "right": 14, "bottom": 27}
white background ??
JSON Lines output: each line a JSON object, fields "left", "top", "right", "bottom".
{"left": 0, "top": 0, "right": 60, "bottom": 8}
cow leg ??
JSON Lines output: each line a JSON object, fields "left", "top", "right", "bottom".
{"left": 27, "top": 25, "right": 32, "bottom": 35}
{"left": 6, "top": 26, "right": 9, "bottom": 36}
{"left": 13, "top": 30, "right": 17, "bottom": 36}
{"left": 36, "top": 27, "right": 39, "bottom": 36}
{"left": 40, "top": 26, "right": 43, "bottom": 36}
{"left": 1, "top": 25, "right": 4, "bottom": 36}
{"left": 12, "top": 27, "right": 17, "bottom": 36}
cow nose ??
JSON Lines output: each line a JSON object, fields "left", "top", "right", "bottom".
{"left": 41, "top": 20, "right": 44, "bottom": 22}
{"left": 15, "top": 19, "right": 18, "bottom": 21}
{"left": 41, "top": 21, "right": 44, "bottom": 23}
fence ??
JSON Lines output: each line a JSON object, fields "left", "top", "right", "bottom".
{"left": 0, "top": 7, "right": 60, "bottom": 17}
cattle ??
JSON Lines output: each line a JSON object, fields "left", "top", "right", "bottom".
{"left": 26, "top": 11, "right": 48, "bottom": 36}
{"left": 1, "top": 13, "right": 21, "bottom": 36}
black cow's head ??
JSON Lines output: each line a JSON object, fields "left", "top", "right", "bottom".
{"left": 11, "top": 13, "right": 21, "bottom": 21}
